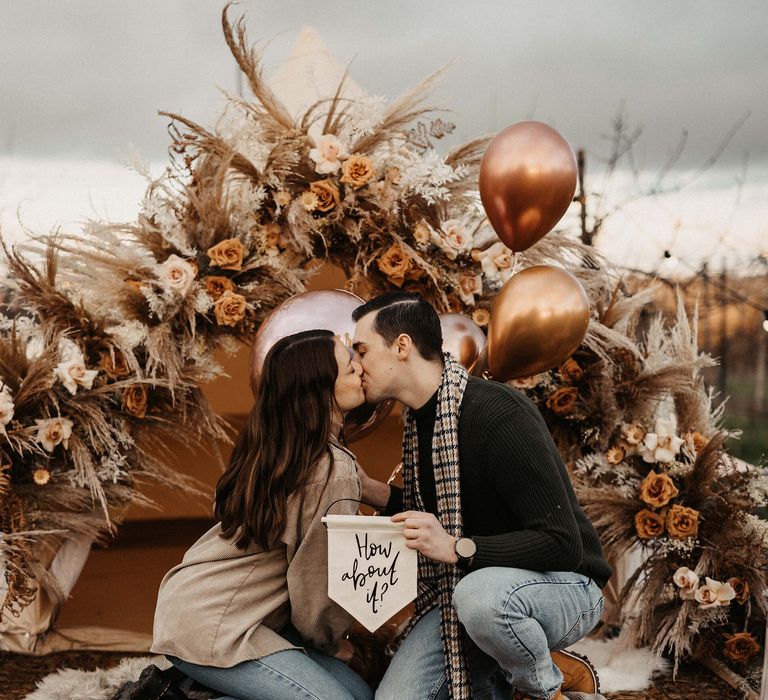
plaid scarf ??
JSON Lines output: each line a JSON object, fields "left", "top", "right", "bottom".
{"left": 400, "top": 353, "right": 471, "bottom": 699}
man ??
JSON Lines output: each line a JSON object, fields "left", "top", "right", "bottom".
{"left": 351, "top": 291, "right": 611, "bottom": 700}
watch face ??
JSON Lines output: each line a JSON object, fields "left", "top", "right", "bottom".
{"left": 456, "top": 537, "right": 476, "bottom": 559}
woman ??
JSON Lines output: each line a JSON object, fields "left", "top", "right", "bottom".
{"left": 152, "top": 329, "right": 372, "bottom": 700}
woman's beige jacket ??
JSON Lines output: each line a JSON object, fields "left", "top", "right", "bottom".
{"left": 151, "top": 442, "right": 360, "bottom": 668}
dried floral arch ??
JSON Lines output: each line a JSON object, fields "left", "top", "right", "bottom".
{"left": 0, "top": 4, "right": 766, "bottom": 677}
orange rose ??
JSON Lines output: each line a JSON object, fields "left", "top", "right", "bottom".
{"left": 377, "top": 245, "right": 412, "bottom": 287}
{"left": 213, "top": 291, "right": 247, "bottom": 326}
{"left": 606, "top": 446, "right": 626, "bottom": 465}
{"left": 728, "top": 577, "right": 750, "bottom": 604}
{"left": 559, "top": 358, "right": 583, "bottom": 384}
{"left": 203, "top": 275, "right": 236, "bottom": 301}
{"left": 340, "top": 155, "right": 375, "bottom": 189}
{"left": 634, "top": 509, "right": 666, "bottom": 539}
{"left": 546, "top": 387, "right": 578, "bottom": 415}
{"left": 309, "top": 180, "right": 340, "bottom": 213}
{"left": 724, "top": 632, "right": 761, "bottom": 664}
{"left": 123, "top": 385, "right": 148, "bottom": 419}
{"left": 207, "top": 238, "right": 246, "bottom": 271}
{"left": 666, "top": 504, "right": 699, "bottom": 539}
{"left": 639, "top": 470, "right": 679, "bottom": 509}
{"left": 99, "top": 349, "right": 131, "bottom": 380}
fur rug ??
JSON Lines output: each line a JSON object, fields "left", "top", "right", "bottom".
{"left": 27, "top": 640, "right": 669, "bottom": 699}
{"left": 571, "top": 637, "right": 671, "bottom": 692}
{"left": 25, "top": 656, "right": 172, "bottom": 700}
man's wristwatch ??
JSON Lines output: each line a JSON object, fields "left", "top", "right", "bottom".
{"left": 454, "top": 537, "right": 477, "bottom": 567}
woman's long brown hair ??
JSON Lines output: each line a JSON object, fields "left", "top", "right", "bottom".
{"left": 215, "top": 329, "right": 338, "bottom": 550}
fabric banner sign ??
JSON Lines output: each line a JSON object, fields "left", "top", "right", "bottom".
{"left": 322, "top": 514, "right": 417, "bottom": 632}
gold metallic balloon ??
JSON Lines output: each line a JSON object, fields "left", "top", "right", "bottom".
{"left": 249, "top": 289, "right": 393, "bottom": 442}
{"left": 487, "top": 266, "right": 590, "bottom": 381}
{"left": 479, "top": 121, "right": 577, "bottom": 252}
{"left": 439, "top": 313, "right": 487, "bottom": 370}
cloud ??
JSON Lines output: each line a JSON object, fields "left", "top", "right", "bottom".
{"left": 1, "top": 0, "right": 766, "bottom": 169}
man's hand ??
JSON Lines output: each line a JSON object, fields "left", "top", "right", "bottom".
{"left": 391, "top": 510, "right": 458, "bottom": 564}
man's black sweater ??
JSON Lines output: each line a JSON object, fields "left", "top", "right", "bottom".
{"left": 386, "top": 376, "right": 612, "bottom": 588}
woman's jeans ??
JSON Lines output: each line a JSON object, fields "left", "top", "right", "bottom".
{"left": 376, "top": 567, "right": 605, "bottom": 700}
{"left": 168, "top": 625, "right": 372, "bottom": 700}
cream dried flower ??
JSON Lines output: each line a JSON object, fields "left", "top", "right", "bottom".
{"left": 413, "top": 221, "right": 432, "bottom": 245}
{"left": 273, "top": 190, "right": 291, "bottom": 207}
{"left": 33, "top": 467, "right": 51, "bottom": 485}
{"left": 301, "top": 190, "right": 319, "bottom": 212}
{"left": 621, "top": 423, "right": 646, "bottom": 446}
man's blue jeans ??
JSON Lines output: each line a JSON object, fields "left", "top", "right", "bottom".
{"left": 168, "top": 625, "right": 372, "bottom": 700}
{"left": 375, "top": 567, "right": 604, "bottom": 700}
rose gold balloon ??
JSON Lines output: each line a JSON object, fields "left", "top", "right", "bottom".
{"left": 487, "top": 266, "right": 589, "bottom": 381}
{"left": 439, "top": 313, "right": 487, "bottom": 370}
{"left": 479, "top": 121, "right": 577, "bottom": 252}
{"left": 249, "top": 289, "right": 393, "bottom": 442}
{"left": 342, "top": 399, "right": 396, "bottom": 444}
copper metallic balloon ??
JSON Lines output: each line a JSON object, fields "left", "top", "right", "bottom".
{"left": 487, "top": 265, "right": 589, "bottom": 381}
{"left": 479, "top": 121, "right": 577, "bottom": 252}
{"left": 249, "top": 289, "right": 393, "bottom": 442}
{"left": 439, "top": 313, "right": 487, "bottom": 370}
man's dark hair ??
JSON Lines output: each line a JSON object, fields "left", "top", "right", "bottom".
{"left": 352, "top": 291, "right": 443, "bottom": 361}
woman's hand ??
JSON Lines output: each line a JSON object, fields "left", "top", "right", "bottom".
{"left": 333, "top": 637, "right": 355, "bottom": 663}
{"left": 391, "top": 510, "right": 458, "bottom": 563}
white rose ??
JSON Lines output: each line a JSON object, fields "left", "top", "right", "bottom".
{"left": 54, "top": 358, "right": 98, "bottom": 395}
{"left": 640, "top": 416, "right": 684, "bottom": 463}
{"left": 430, "top": 229, "right": 457, "bottom": 260}
{"left": 160, "top": 255, "right": 196, "bottom": 296}
{"left": 442, "top": 219, "right": 472, "bottom": 253}
{"left": 309, "top": 134, "right": 347, "bottom": 175}
{"left": 673, "top": 567, "right": 699, "bottom": 596}
{"left": 695, "top": 577, "right": 736, "bottom": 609}
{"left": 26, "top": 333, "right": 46, "bottom": 361}
{"left": 479, "top": 241, "right": 515, "bottom": 284}
{"left": 35, "top": 417, "right": 74, "bottom": 452}
{"left": 0, "top": 385, "right": 14, "bottom": 427}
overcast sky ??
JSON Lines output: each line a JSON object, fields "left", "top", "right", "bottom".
{"left": 1, "top": 0, "right": 767, "bottom": 271}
